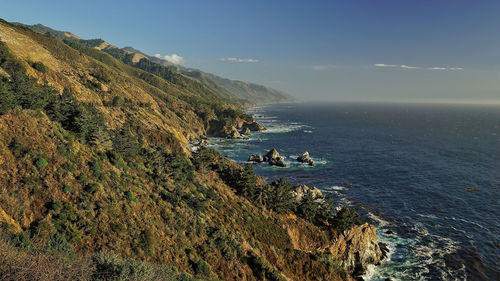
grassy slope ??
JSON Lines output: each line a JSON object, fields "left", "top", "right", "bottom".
{"left": 0, "top": 20, "right": 357, "bottom": 281}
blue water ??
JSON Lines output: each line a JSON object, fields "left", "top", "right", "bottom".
{"left": 209, "top": 102, "right": 500, "bottom": 281}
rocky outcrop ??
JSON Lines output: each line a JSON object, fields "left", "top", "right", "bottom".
{"left": 248, "top": 154, "right": 264, "bottom": 163}
{"left": 297, "top": 151, "right": 314, "bottom": 166}
{"left": 265, "top": 148, "right": 287, "bottom": 167}
{"left": 292, "top": 184, "right": 323, "bottom": 202}
{"left": 227, "top": 127, "right": 241, "bottom": 139}
{"left": 265, "top": 148, "right": 280, "bottom": 160}
{"left": 269, "top": 156, "right": 287, "bottom": 167}
{"left": 199, "top": 139, "right": 209, "bottom": 147}
{"left": 242, "top": 121, "right": 266, "bottom": 132}
{"left": 326, "top": 223, "right": 383, "bottom": 276}
{"left": 241, "top": 127, "right": 251, "bottom": 136}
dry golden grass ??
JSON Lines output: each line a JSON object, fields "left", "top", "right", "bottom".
{"left": 0, "top": 239, "right": 93, "bottom": 281}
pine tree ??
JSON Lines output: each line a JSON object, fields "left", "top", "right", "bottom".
{"left": 298, "top": 190, "right": 317, "bottom": 222}
{"left": 265, "top": 178, "right": 296, "bottom": 213}
{"left": 238, "top": 164, "right": 258, "bottom": 200}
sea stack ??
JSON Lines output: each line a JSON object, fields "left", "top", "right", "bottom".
{"left": 297, "top": 151, "right": 314, "bottom": 166}
{"left": 266, "top": 148, "right": 287, "bottom": 167}
{"left": 248, "top": 154, "right": 265, "bottom": 163}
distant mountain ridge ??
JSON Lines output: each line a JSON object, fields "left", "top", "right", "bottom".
{"left": 13, "top": 23, "right": 294, "bottom": 105}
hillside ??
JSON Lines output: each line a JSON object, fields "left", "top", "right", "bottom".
{"left": 0, "top": 19, "right": 382, "bottom": 281}
{"left": 13, "top": 23, "right": 294, "bottom": 106}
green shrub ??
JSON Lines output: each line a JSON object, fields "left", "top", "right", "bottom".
{"left": 125, "top": 190, "right": 138, "bottom": 203}
{"left": 35, "top": 156, "right": 49, "bottom": 169}
{"left": 30, "top": 61, "right": 46, "bottom": 73}
{"left": 47, "top": 232, "right": 74, "bottom": 255}
{"left": 8, "top": 232, "right": 33, "bottom": 250}
{"left": 8, "top": 139, "right": 29, "bottom": 157}
{"left": 30, "top": 187, "right": 41, "bottom": 196}
{"left": 165, "top": 153, "right": 195, "bottom": 184}
{"left": 63, "top": 185, "right": 73, "bottom": 194}
{"left": 194, "top": 259, "right": 211, "bottom": 277}
{"left": 111, "top": 96, "right": 124, "bottom": 106}
{"left": 90, "top": 159, "right": 104, "bottom": 180}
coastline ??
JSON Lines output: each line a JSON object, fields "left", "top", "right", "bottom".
{"left": 199, "top": 103, "right": 389, "bottom": 280}
{"left": 216, "top": 102, "right": 500, "bottom": 281}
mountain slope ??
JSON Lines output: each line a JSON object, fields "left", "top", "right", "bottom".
{"left": 0, "top": 19, "right": 382, "bottom": 281}
{"left": 13, "top": 23, "right": 294, "bottom": 106}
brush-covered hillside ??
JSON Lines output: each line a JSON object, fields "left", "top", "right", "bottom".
{"left": 13, "top": 23, "right": 294, "bottom": 106}
{"left": 0, "top": 19, "right": 383, "bottom": 281}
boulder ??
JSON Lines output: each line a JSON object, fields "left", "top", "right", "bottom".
{"left": 265, "top": 148, "right": 280, "bottom": 160}
{"left": 292, "top": 184, "right": 324, "bottom": 202}
{"left": 269, "top": 156, "right": 287, "bottom": 167}
{"left": 227, "top": 127, "right": 241, "bottom": 139}
{"left": 327, "top": 223, "right": 383, "bottom": 276}
{"left": 310, "top": 186, "right": 323, "bottom": 199}
{"left": 297, "top": 151, "right": 314, "bottom": 166}
{"left": 248, "top": 154, "right": 264, "bottom": 163}
{"left": 241, "top": 127, "right": 251, "bottom": 135}
{"left": 243, "top": 121, "right": 266, "bottom": 132}
{"left": 379, "top": 242, "right": 390, "bottom": 260}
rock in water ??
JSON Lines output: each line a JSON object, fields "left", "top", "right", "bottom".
{"left": 265, "top": 148, "right": 287, "bottom": 167}
{"left": 379, "top": 242, "right": 390, "bottom": 260}
{"left": 269, "top": 156, "right": 287, "bottom": 167}
{"left": 241, "top": 127, "right": 251, "bottom": 135}
{"left": 265, "top": 148, "right": 280, "bottom": 160}
{"left": 297, "top": 151, "right": 314, "bottom": 166}
{"left": 228, "top": 127, "right": 241, "bottom": 139}
{"left": 244, "top": 121, "right": 266, "bottom": 132}
{"left": 248, "top": 154, "right": 264, "bottom": 163}
{"left": 327, "top": 223, "right": 383, "bottom": 275}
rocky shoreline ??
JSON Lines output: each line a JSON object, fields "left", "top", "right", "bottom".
{"left": 195, "top": 117, "right": 388, "bottom": 279}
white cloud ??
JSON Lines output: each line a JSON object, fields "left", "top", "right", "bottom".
{"left": 374, "top": 63, "right": 397, "bottom": 68}
{"left": 153, "top": 53, "right": 185, "bottom": 64}
{"left": 400, "top": 64, "right": 418, "bottom": 69}
{"left": 220, "top": 57, "right": 259, "bottom": 63}
{"left": 313, "top": 65, "right": 328, "bottom": 71}
{"left": 163, "top": 54, "right": 184, "bottom": 64}
{"left": 428, "top": 66, "right": 464, "bottom": 71}
{"left": 375, "top": 63, "right": 464, "bottom": 71}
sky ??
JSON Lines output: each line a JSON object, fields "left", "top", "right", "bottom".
{"left": 2, "top": 0, "right": 500, "bottom": 103}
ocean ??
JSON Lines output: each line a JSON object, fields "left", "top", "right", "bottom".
{"left": 208, "top": 102, "right": 500, "bottom": 281}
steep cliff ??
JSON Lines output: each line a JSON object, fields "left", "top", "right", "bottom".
{"left": 327, "top": 223, "right": 383, "bottom": 275}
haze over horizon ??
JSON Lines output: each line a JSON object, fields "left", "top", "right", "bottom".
{"left": 2, "top": 0, "right": 499, "bottom": 103}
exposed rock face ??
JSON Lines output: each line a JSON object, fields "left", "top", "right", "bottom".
{"left": 265, "top": 148, "right": 280, "bottom": 160}
{"left": 265, "top": 148, "right": 287, "bottom": 167}
{"left": 243, "top": 121, "right": 266, "bottom": 132}
{"left": 199, "top": 139, "right": 209, "bottom": 146}
{"left": 297, "top": 151, "right": 314, "bottom": 166}
{"left": 292, "top": 184, "right": 324, "bottom": 202}
{"left": 227, "top": 127, "right": 241, "bottom": 139}
{"left": 241, "top": 127, "right": 251, "bottom": 135}
{"left": 269, "top": 156, "right": 287, "bottom": 167}
{"left": 248, "top": 154, "right": 264, "bottom": 163}
{"left": 327, "top": 223, "right": 383, "bottom": 275}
